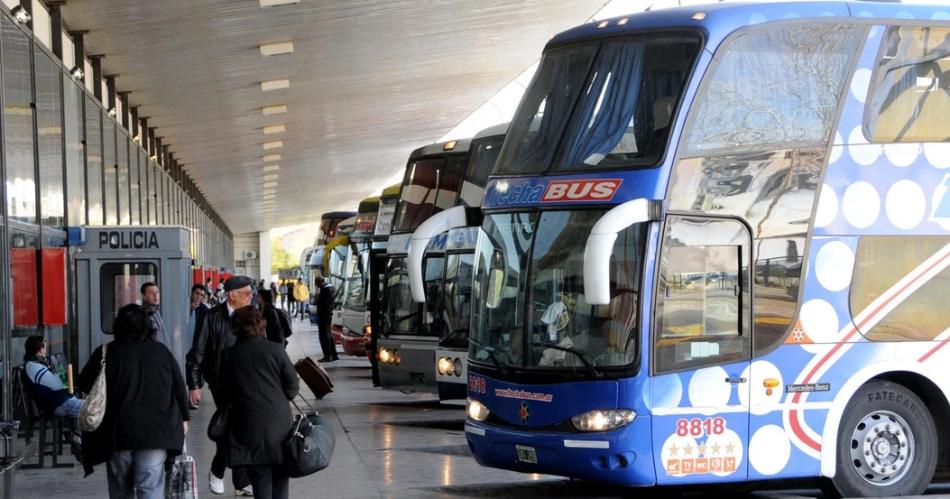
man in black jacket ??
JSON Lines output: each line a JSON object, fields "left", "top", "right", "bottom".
{"left": 315, "top": 276, "right": 338, "bottom": 362}
{"left": 185, "top": 275, "right": 254, "bottom": 496}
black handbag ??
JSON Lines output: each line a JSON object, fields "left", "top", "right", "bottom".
{"left": 283, "top": 397, "right": 335, "bottom": 478}
{"left": 207, "top": 406, "right": 229, "bottom": 442}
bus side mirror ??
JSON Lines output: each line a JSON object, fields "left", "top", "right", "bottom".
{"left": 408, "top": 206, "right": 469, "bottom": 303}
{"left": 583, "top": 199, "right": 661, "bottom": 305}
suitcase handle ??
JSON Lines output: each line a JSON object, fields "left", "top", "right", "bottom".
{"left": 291, "top": 394, "right": 317, "bottom": 417}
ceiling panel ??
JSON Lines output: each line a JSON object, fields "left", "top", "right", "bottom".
{"left": 59, "top": 0, "right": 605, "bottom": 233}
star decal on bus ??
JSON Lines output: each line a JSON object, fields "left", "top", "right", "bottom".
{"left": 519, "top": 401, "right": 530, "bottom": 423}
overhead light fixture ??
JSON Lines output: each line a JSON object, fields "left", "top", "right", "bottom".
{"left": 132, "top": 134, "right": 141, "bottom": 144}
{"left": 70, "top": 65, "right": 84, "bottom": 80}
{"left": 263, "top": 174, "right": 279, "bottom": 181}
{"left": 443, "top": 140, "right": 457, "bottom": 151}
{"left": 261, "top": 79, "right": 289, "bottom": 92}
{"left": 598, "top": 20, "right": 609, "bottom": 28}
{"left": 260, "top": 0, "right": 299, "bottom": 6}
{"left": 11, "top": 5, "right": 31, "bottom": 24}
{"left": 262, "top": 105, "right": 287, "bottom": 116}
{"left": 260, "top": 42, "right": 294, "bottom": 57}
{"left": 692, "top": 12, "right": 707, "bottom": 20}
{"left": 262, "top": 154, "right": 281, "bottom": 162}
{"left": 262, "top": 190, "right": 276, "bottom": 195}
{"left": 263, "top": 181, "right": 278, "bottom": 188}
{"left": 262, "top": 124, "right": 285, "bottom": 135}
{"left": 107, "top": 107, "right": 117, "bottom": 118}
{"left": 262, "top": 164, "right": 280, "bottom": 172}
{"left": 263, "top": 141, "right": 283, "bottom": 150}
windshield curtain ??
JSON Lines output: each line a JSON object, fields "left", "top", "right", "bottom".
{"left": 440, "top": 252, "right": 475, "bottom": 348}
{"left": 494, "top": 34, "right": 699, "bottom": 175}
{"left": 470, "top": 211, "right": 645, "bottom": 371}
{"left": 382, "top": 257, "right": 424, "bottom": 336}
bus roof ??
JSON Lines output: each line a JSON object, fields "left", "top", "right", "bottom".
{"left": 409, "top": 137, "right": 474, "bottom": 160}
{"left": 380, "top": 183, "right": 401, "bottom": 200}
{"left": 548, "top": 1, "right": 947, "bottom": 51}
{"left": 321, "top": 210, "right": 356, "bottom": 221}
{"left": 357, "top": 196, "right": 381, "bottom": 214}
{"left": 473, "top": 122, "right": 509, "bottom": 141}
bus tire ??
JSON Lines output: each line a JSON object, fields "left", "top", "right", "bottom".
{"left": 827, "top": 380, "right": 937, "bottom": 498}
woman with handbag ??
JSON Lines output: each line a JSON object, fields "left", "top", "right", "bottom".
{"left": 78, "top": 303, "right": 190, "bottom": 499}
{"left": 217, "top": 306, "right": 299, "bottom": 499}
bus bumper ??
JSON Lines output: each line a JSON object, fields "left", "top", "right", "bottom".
{"left": 464, "top": 415, "right": 655, "bottom": 486}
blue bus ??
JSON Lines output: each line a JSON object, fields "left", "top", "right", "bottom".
{"left": 461, "top": 2, "right": 950, "bottom": 497}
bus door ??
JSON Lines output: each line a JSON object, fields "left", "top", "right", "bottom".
{"left": 651, "top": 215, "right": 752, "bottom": 484}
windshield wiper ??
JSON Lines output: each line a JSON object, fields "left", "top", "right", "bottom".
{"left": 468, "top": 337, "right": 508, "bottom": 372}
{"left": 441, "top": 327, "right": 468, "bottom": 346}
{"left": 530, "top": 341, "right": 603, "bottom": 378}
{"left": 384, "top": 311, "right": 418, "bottom": 335}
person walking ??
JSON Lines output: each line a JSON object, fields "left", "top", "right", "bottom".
{"left": 278, "top": 281, "right": 288, "bottom": 310}
{"left": 257, "top": 289, "right": 287, "bottom": 346}
{"left": 140, "top": 282, "right": 168, "bottom": 345}
{"left": 269, "top": 281, "right": 278, "bottom": 300}
{"left": 285, "top": 280, "right": 297, "bottom": 316}
{"left": 78, "top": 303, "right": 189, "bottom": 499}
{"left": 315, "top": 276, "right": 338, "bottom": 362}
{"left": 292, "top": 279, "right": 310, "bottom": 320}
{"left": 186, "top": 275, "right": 255, "bottom": 496}
{"left": 218, "top": 306, "right": 299, "bottom": 499}
{"left": 187, "top": 284, "right": 211, "bottom": 409}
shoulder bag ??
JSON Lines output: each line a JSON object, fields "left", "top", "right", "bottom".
{"left": 78, "top": 343, "right": 107, "bottom": 432}
{"left": 283, "top": 396, "right": 335, "bottom": 477}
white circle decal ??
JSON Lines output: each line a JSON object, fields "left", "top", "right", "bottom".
{"left": 749, "top": 425, "right": 791, "bottom": 475}
{"left": 848, "top": 127, "right": 882, "bottom": 166}
{"left": 924, "top": 143, "right": 950, "bottom": 169}
{"left": 739, "top": 361, "right": 783, "bottom": 416}
{"left": 653, "top": 374, "right": 684, "bottom": 409}
{"left": 815, "top": 241, "right": 855, "bottom": 292}
{"left": 814, "top": 184, "right": 838, "bottom": 228}
{"left": 799, "top": 299, "right": 840, "bottom": 343}
{"left": 842, "top": 181, "right": 881, "bottom": 229}
{"left": 688, "top": 366, "right": 731, "bottom": 411}
{"left": 886, "top": 180, "right": 927, "bottom": 230}
{"left": 884, "top": 142, "right": 920, "bottom": 168}
{"left": 850, "top": 68, "right": 872, "bottom": 104}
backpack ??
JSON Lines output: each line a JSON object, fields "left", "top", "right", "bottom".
{"left": 277, "top": 307, "right": 294, "bottom": 339}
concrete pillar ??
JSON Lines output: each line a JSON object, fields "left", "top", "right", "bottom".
{"left": 258, "top": 230, "right": 272, "bottom": 285}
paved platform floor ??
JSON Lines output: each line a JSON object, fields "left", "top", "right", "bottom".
{"left": 14, "top": 319, "right": 950, "bottom": 498}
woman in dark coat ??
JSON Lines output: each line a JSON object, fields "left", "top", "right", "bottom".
{"left": 220, "top": 306, "right": 299, "bottom": 499}
{"left": 257, "top": 289, "right": 286, "bottom": 345}
{"left": 78, "top": 303, "right": 190, "bottom": 499}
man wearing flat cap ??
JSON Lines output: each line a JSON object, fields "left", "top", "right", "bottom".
{"left": 186, "top": 275, "right": 254, "bottom": 495}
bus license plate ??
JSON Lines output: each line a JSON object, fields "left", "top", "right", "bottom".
{"left": 516, "top": 445, "right": 537, "bottom": 464}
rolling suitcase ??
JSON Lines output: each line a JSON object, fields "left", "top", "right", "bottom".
{"left": 294, "top": 356, "right": 333, "bottom": 398}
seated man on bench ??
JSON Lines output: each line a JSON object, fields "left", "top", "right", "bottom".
{"left": 23, "top": 335, "right": 84, "bottom": 418}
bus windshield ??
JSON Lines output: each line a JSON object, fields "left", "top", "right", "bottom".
{"left": 440, "top": 252, "right": 475, "bottom": 348}
{"left": 382, "top": 257, "right": 425, "bottom": 336}
{"left": 470, "top": 211, "right": 647, "bottom": 371}
{"left": 343, "top": 244, "right": 370, "bottom": 312}
{"left": 494, "top": 34, "right": 700, "bottom": 175}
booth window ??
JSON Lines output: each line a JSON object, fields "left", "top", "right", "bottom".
{"left": 100, "top": 263, "right": 158, "bottom": 334}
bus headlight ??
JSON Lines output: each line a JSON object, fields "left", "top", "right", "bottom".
{"left": 571, "top": 410, "right": 636, "bottom": 432}
{"left": 379, "top": 347, "right": 396, "bottom": 364}
{"left": 466, "top": 398, "right": 489, "bottom": 422}
{"left": 363, "top": 324, "right": 372, "bottom": 337}
{"left": 453, "top": 358, "right": 462, "bottom": 377}
{"left": 437, "top": 357, "right": 454, "bottom": 376}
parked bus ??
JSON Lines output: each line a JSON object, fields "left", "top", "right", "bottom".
{"left": 325, "top": 214, "right": 356, "bottom": 344}
{"left": 461, "top": 3, "right": 950, "bottom": 497}
{"left": 376, "top": 135, "right": 487, "bottom": 393}
{"left": 339, "top": 196, "right": 380, "bottom": 356}
{"left": 319, "top": 211, "right": 357, "bottom": 246}
{"left": 305, "top": 211, "right": 355, "bottom": 322}
{"left": 404, "top": 124, "right": 508, "bottom": 400}
{"left": 369, "top": 184, "right": 402, "bottom": 383}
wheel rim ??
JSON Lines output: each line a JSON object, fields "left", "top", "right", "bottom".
{"left": 849, "top": 409, "right": 914, "bottom": 486}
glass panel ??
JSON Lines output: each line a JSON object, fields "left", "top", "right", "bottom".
{"left": 851, "top": 237, "right": 950, "bottom": 341}
{"left": 84, "top": 95, "right": 103, "bottom": 225}
{"left": 754, "top": 237, "right": 804, "bottom": 355}
{"left": 155, "top": 167, "right": 164, "bottom": 224}
{"left": 64, "top": 79, "right": 85, "bottom": 226}
{"left": 440, "top": 253, "right": 475, "bottom": 348}
{"left": 494, "top": 45, "right": 597, "bottom": 175}
{"left": 35, "top": 49, "right": 65, "bottom": 228}
{"left": 866, "top": 26, "right": 950, "bottom": 143}
{"left": 147, "top": 158, "right": 157, "bottom": 224}
{"left": 435, "top": 156, "right": 464, "bottom": 210}
{"left": 655, "top": 216, "right": 751, "bottom": 373}
{"left": 103, "top": 117, "right": 117, "bottom": 224}
{"left": 556, "top": 36, "right": 699, "bottom": 170}
{"left": 100, "top": 262, "right": 158, "bottom": 333}
{"left": 129, "top": 142, "right": 140, "bottom": 224}
{"left": 461, "top": 135, "right": 504, "bottom": 207}
{"left": 422, "top": 255, "right": 445, "bottom": 336}
{"left": 381, "top": 257, "right": 423, "bottom": 336}
{"left": 117, "top": 133, "right": 130, "bottom": 225}
{"left": 683, "top": 24, "right": 862, "bottom": 157}
{"left": 344, "top": 245, "right": 369, "bottom": 313}
{"left": 3, "top": 18, "right": 36, "bottom": 224}
{"left": 393, "top": 158, "right": 443, "bottom": 232}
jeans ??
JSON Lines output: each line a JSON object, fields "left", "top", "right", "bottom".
{"left": 53, "top": 397, "right": 84, "bottom": 418}
{"left": 106, "top": 449, "right": 167, "bottom": 499}
{"left": 238, "top": 464, "right": 289, "bottom": 499}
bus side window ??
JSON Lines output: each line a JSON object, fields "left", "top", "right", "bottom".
{"left": 654, "top": 216, "right": 751, "bottom": 373}
{"left": 865, "top": 26, "right": 950, "bottom": 143}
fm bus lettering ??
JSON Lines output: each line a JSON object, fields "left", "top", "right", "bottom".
{"left": 99, "top": 231, "right": 160, "bottom": 249}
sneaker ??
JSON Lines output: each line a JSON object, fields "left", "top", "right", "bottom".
{"left": 209, "top": 472, "right": 225, "bottom": 495}
{"left": 235, "top": 485, "right": 254, "bottom": 496}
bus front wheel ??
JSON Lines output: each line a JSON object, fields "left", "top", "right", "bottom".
{"left": 826, "top": 380, "right": 937, "bottom": 498}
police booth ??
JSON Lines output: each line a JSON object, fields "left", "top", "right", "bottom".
{"left": 72, "top": 226, "right": 192, "bottom": 367}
